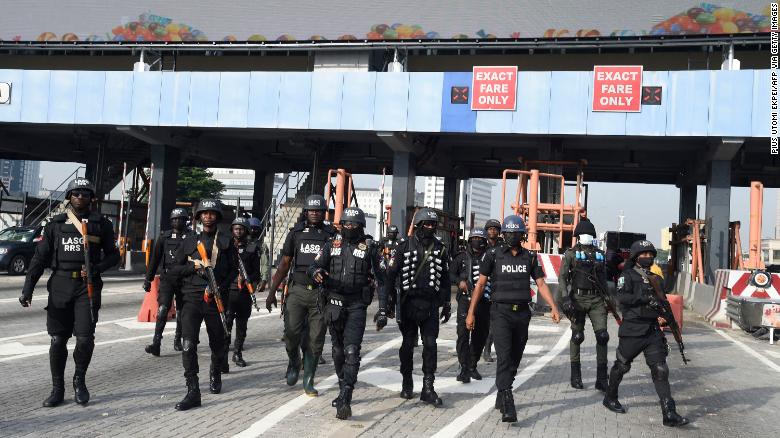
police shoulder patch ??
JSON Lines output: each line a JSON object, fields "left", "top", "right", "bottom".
{"left": 617, "top": 276, "right": 625, "bottom": 289}
{"left": 358, "top": 242, "right": 367, "bottom": 251}
{"left": 333, "top": 239, "right": 342, "bottom": 248}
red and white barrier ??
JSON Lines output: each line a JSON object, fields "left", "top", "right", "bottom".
{"left": 706, "top": 269, "right": 780, "bottom": 324}
{"left": 530, "top": 253, "right": 563, "bottom": 301}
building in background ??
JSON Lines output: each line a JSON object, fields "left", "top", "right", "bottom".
{"left": 209, "top": 168, "right": 283, "bottom": 212}
{"left": 459, "top": 179, "right": 496, "bottom": 233}
{"left": 0, "top": 160, "right": 40, "bottom": 196}
{"left": 423, "top": 177, "right": 445, "bottom": 209}
{"left": 355, "top": 186, "right": 423, "bottom": 237}
{"left": 660, "top": 227, "right": 672, "bottom": 251}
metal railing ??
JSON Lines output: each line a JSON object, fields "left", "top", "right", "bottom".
{"left": 23, "top": 166, "right": 85, "bottom": 227}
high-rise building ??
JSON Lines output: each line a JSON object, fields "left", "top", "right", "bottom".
{"left": 0, "top": 160, "right": 40, "bottom": 195}
{"left": 208, "top": 168, "right": 283, "bottom": 213}
{"left": 459, "top": 179, "right": 496, "bottom": 232}
{"left": 423, "top": 177, "right": 445, "bottom": 209}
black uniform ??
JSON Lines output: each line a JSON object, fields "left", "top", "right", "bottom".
{"left": 479, "top": 243, "right": 544, "bottom": 392}
{"left": 145, "top": 228, "right": 190, "bottom": 347}
{"left": 21, "top": 210, "right": 119, "bottom": 402}
{"left": 226, "top": 239, "right": 261, "bottom": 357}
{"left": 450, "top": 250, "right": 491, "bottom": 376}
{"left": 381, "top": 235, "right": 449, "bottom": 392}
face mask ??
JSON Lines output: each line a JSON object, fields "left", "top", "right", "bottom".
{"left": 341, "top": 227, "right": 362, "bottom": 241}
{"left": 469, "top": 239, "right": 486, "bottom": 253}
{"left": 504, "top": 233, "right": 523, "bottom": 247}
{"left": 417, "top": 226, "right": 435, "bottom": 239}
{"left": 579, "top": 234, "right": 594, "bottom": 246}
{"left": 636, "top": 257, "right": 654, "bottom": 269}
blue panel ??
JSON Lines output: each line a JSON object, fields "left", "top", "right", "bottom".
{"left": 20, "top": 70, "right": 50, "bottom": 123}
{"left": 708, "top": 70, "right": 754, "bottom": 137}
{"left": 277, "top": 73, "right": 312, "bottom": 129}
{"left": 48, "top": 70, "right": 78, "bottom": 124}
{"left": 130, "top": 72, "right": 162, "bottom": 126}
{"left": 247, "top": 72, "right": 281, "bottom": 128}
{"left": 548, "top": 71, "right": 589, "bottom": 135}
{"left": 626, "top": 71, "right": 669, "bottom": 136}
{"left": 340, "top": 72, "right": 376, "bottom": 131}
{"left": 75, "top": 71, "right": 105, "bottom": 124}
{"left": 440, "top": 72, "right": 476, "bottom": 133}
{"left": 476, "top": 108, "right": 513, "bottom": 133}
{"left": 666, "top": 71, "right": 709, "bottom": 136}
{"left": 374, "top": 73, "right": 409, "bottom": 131}
{"left": 406, "top": 72, "right": 443, "bottom": 132}
{"left": 512, "top": 71, "right": 551, "bottom": 134}
{"left": 217, "top": 72, "right": 250, "bottom": 128}
{"left": 309, "top": 72, "right": 343, "bottom": 130}
{"left": 188, "top": 72, "right": 221, "bottom": 127}
{"left": 0, "top": 69, "right": 23, "bottom": 122}
{"left": 752, "top": 70, "right": 770, "bottom": 137}
{"left": 159, "top": 72, "right": 191, "bottom": 126}
{"left": 103, "top": 71, "right": 133, "bottom": 125}
{"left": 586, "top": 71, "right": 626, "bottom": 136}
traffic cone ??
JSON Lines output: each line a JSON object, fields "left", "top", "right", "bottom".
{"left": 137, "top": 277, "right": 176, "bottom": 322}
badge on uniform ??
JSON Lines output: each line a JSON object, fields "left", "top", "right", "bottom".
{"left": 358, "top": 243, "right": 367, "bottom": 251}
{"left": 333, "top": 240, "right": 342, "bottom": 248}
{"left": 617, "top": 276, "right": 625, "bottom": 289}
{"left": 172, "top": 233, "right": 177, "bottom": 239}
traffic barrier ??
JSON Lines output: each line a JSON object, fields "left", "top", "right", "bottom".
{"left": 666, "top": 294, "right": 684, "bottom": 331}
{"left": 137, "top": 276, "right": 176, "bottom": 322}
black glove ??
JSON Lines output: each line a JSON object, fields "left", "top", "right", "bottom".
{"left": 440, "top": 302, "right": 451, "bottom": 324}
{"left": 143, "top": 280, "right": 152, "bottom": 292}
{"left": 374, "top": 308, "right": 388, "bottom": 330}
{"left": 19, "top": 294, "right": 31, "bottom": 307}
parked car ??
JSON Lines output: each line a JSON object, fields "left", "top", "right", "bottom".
{"left": 0, "top": 226, "right": 44, "bottom": 275}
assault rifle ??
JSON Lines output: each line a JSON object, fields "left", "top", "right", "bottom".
{"left": 235, "top": 249, "right": 260, "bottom": 312}
{"left": 197, "top": 242, "right": 230, "bottom": 336}
{"left": 634, "top": 266, "right": 689, "bottom": 365}
{"left": 80, "top": 219, "right": 95, "bottom": 324}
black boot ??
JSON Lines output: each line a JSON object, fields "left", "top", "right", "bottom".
{"left": 209, "top": 365, "right": 222, "bottom": 394}
{"left": 494, "top": 390, "right": 503, "bottom": 410}
{"left": 43, "top": 377, "right": 65, "bottom": 407}
{"left": 145, "top": 335, "right": 162, "bottom": 357}
{"left": 595, "top": 363, "right": 609, "bottom": 392}
{"left": 233, "top": 338, "right": 247, "bottom": 367}
{"left": 175, "top": 376, "right": 201, "bottom": 411}
{"left": 221, "top": 346, "right": 230, "bottom": 374}
{"left": 173, "top": 335, "right": 183, "bottom": 352}
{"left": 73, "top": 374, "right": 90, "bottom": 405}
{"left": 470, "top": 366, "right": 482, "bottom": 381}
{"left": 500, "top": 389, "right": 517, "bottom": 422}
{"left": 335, "top": 386, "right": 353, "bottom": 420}
{"left": 286, "top": 354, "right": 301, "bottom": 386}
{"left": 420, "top": 375, "right": 442, "bottom": 406}
{"left": 400, "top": 374, "right": 414, "bottom": 399}
{"left": 570, "top": 361, "right": 584, "bottom": 389}
{"left": 603, "top": 364, "right": 626, "bottom": 414}
{"left": 456, "top": 365, "right": 471, "bottom": 383}
{"left": 302, "top": 351, "right": 319, "bottom": 396}
{"left": 332, "top": 379, "right": 344, "bottom": 407}
{"left": 660, "top": 398, "right": 689, "bottom": 427}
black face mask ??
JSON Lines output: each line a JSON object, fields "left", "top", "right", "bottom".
{"left": 504, "top": 232, "right": 523, "bottom": 248}
{"left": 636, "top": 257, "right": 654, "bottom": 269}
{"left": 341, "top": 227, "right": 362, "bottom": 242}
{"left": 469, "top": 239, "right": 486, "bottom": 253}
{"left": 417, "top": 227, "right": 435, "bottom": 239}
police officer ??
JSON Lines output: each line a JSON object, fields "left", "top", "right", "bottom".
{"left": 226, "top": 217, "right": 261, "bottom": 368}
{"left": 169, "top": 199, "right": 234, "bottom": 411}
{"left": 376, "top": 208, "right": 450, "bottom": 406}
{"left": 380, "top": 225, "right": 400, "bottom": 265}
{"left": 19, "top": 178, "right": 119, "bottom": 407}
{"left": 466, "top": 215, "right": 560, "bottom": 423}
{"left": 482, "top": 218, "right": 502, "bottom": 363}
{"left": 308, "top": 207, "right": 383, "bottom": 420}
{"left": 143, "top": 207, "right": 190, "bottom": 356}
{"left": 558, "top": 219, "right": 610, "bottom": 391}
{"left": 603, "top": 240, "right": 689, "bottom": 427}
{"left": 247, "top": 217, "right": 270, "bottom": 293}
{"left": 450, "top": 229, "right": 491, "bottom": 383}
{"left": 266, "top": 194, "right": 336, "bottom": 396}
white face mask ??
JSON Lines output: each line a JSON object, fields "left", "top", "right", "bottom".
{"left": 579, "top": 234, "right": 595, "bottom": 246}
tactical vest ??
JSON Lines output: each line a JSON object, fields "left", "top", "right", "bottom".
{"left": 326, "top": 237, "right": 372, "bottom": 295}
{"left": 162, "top": 229, "right": 189, "bottom": 269}
{"left": 489, "top": 246, "right": 534, "bottom": 304}
{"left": 52, "top": 212, "right": 102, "bottom": 271}
{"left": 466, "top": 251, "right": 491, "bottom": 300}
{"left": 292, "top": 225, "right": 332, "bottom": 284}
{"left": 231, "top": 240, "right": 257, "bottom": 290}
{"left": 398, "top": 238, "right": 446, "bottom": 298}
{"left": 570, "top": 245, "right": 605, "bottom": 290}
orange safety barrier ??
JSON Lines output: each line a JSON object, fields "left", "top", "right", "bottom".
{"left": 666, "top": 294, "right": 684, "bottom": 331}
{"left": 137, "top": 276, "right": 176, "bottom": 322}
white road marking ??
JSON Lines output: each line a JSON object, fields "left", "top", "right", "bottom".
{"left": 0, "top": 289, "right": 141, "bottom": 304}
{"left": 360, "top": 367, "right": 496, "bottom": 394}
{"left": 714, "top": 329, "right": 780, "bottom": 373}
{"left": 766, "top": 349, "right": 780, "bottom": 359}
{"left": 233, "top": 335, "right": 403, "bottom": 438}
{"left": 0, "top": 316, "right": 136, "bottom": 342}
{"left": 115, "top": 311, "right": 275, "bottom": 330}
{"left": 0, "top": 341, "right": 49, "bottom": 356}
{"left": 431, "top": 329, "right": 570, "bottom": 438}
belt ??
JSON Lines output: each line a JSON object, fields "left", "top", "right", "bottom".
{"left": 290, "top": 281, "right": 316, "bottom": 291}
{"left": 53, "top": 270, "right": 84, "bottom": 279}
{"left": 492, "top": 301, "right": 531, "bottom": 312}
{"left": 575, "top": 288, "right": 598, "bottom": 295}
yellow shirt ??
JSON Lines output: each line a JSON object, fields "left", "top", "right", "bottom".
{"left": 651, "top": 263, "right": 664, "bottom": 279}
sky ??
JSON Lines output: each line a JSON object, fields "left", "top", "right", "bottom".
{"left": 41, "top": 161, "right": 780, "bottom": 246}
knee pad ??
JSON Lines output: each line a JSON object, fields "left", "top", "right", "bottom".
{"left": 345, "top": 344, "right": 361, "bottom": 365}
{"left": 75, "top": 335, "right": 95, "bottom": 348}
{"left": 422, "top": 336, "right": 437, "bottom": 348}
{"left": 595, "top": 330, "right": 610, "bottom": 346}
{"left": 182, "top": 339, "right": 197, "bottom": 353}
{"left": 156, "top": 305, "right": 170, "bottom": 320}
{"left": 649, "top": 362, "right": 669, "bottom": 382}
{"left": 571, "top": 330, "right": 585, "bottom": 345}
{"left": 332, "top": 344, "right": 344, "bottom": 359}
{"left": 50, "top": 335, "right": 68, "bottom": 349}
{"left": 613, "top": 359, "right": 631, "bottom": 374}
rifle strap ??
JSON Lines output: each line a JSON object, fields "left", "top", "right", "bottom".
{"left": 66, "top": 208, "right": 101, "bottom": 243}
{"left": 632, "top": 265, "right": 664, "bottom": 299}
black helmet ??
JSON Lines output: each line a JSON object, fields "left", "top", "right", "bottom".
{"left": 501, "top": 215, "right": 527, "bottom": 233}
{"left": 387, "top": 225, "right": 399, "bottom": 235}
{"left": 232, "top": 216, "right": 250, "bottom": 230}
{"left": 304, "top": 194, "right": 327, "bottom": 211}
{"left": 629, "top": 239, "right": 657, "bottom": 260}
{"left": 573, "top": 219, "right": 596, "bottom": 237}
{"left": 413, "top": 208, "right": 438, "bottom": 227}
{"left": 65, "top": 177, "right": 95, "bottom": 199}
{"left": 469, "top": 228, "right": 487, "bottom": 240}
{"left": 195, "top": 199, "right": 223, "bottom": 220}
{"left": 340, "top": 207, "right": 366, "bottom": 227}
{"left": 170, "top": 207, "right": 189, "bottom": 220}
{"left": 484, "top": 219, "right": 501, "bottom": 231}
{"left": 248, "top": 217, "right": 262, "bottom": 228}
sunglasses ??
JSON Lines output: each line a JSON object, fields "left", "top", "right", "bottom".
{"left": 70, "top": 190, "right": 93, "bottom": 199}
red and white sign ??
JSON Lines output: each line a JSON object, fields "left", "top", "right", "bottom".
{"left": 592, "top": 65, "right": 642, "bottom": 112}
{"left": 471, "top": 66, "right": 518, "bottom": 111}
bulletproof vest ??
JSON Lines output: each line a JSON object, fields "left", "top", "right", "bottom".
{"left": 399, "top": 238, "right": 446, "bottom": 297}
{"left": 162, "top": 229, "right": 188, "bottom": 269}
{"left": 466, "top": 251, "right": 491, "bottom": 300}
{"left": 231, "top": 240, "right": 257, "bottom": 289}
{"left": 292, "top": 225, "right": 332, "bottom": 284}
{"left": 52, "top": 213, "right": 102, "bottom": 271}
{"left": 326, "top": 238, "right": 372, "bottom": 295}
{"left": 490, "top": 246, "right": 534, "bottom": 304}
{"left": 571, "top": 245, "right": 604, "bottom": 290}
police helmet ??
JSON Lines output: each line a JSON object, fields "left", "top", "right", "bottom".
{"left": 248, "top": 217, "right": 262, "bottom": 228}
{"left": 501, "top": 215, "right": 527, "bottom": 233}
{"left": 413, "top": 208, "right": 438, "bottom": 227}
{"left": 484, "top": 219, "right": 501, "bottom": 231}
{"left": 232, "top": 216, "right": 250, "bottom": 230}
{"left": 169, "top": 207, "right": 189, "bottom": 220}
{"left": 304, "top": 194, "right": 327, "bottom": 211}
{"left": 195, "top": 199, "right": 223, "bottom": 220}
{"left": 387, "top": 225, "right": 399, "bottom": 235}
{"left": 573, "top": 219, "right": 596, "bottom": 237}
{"left": 65, "top": 178, "right": 95, "bottom": 199}
{"left": 340, "top": 207, "right": 366, "bottom": 227}
{"left": 629, "top": 239, "right": 657, "bottom": 260}
{"left": 469, "top": 228, "right": 487, "bottom": 240}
